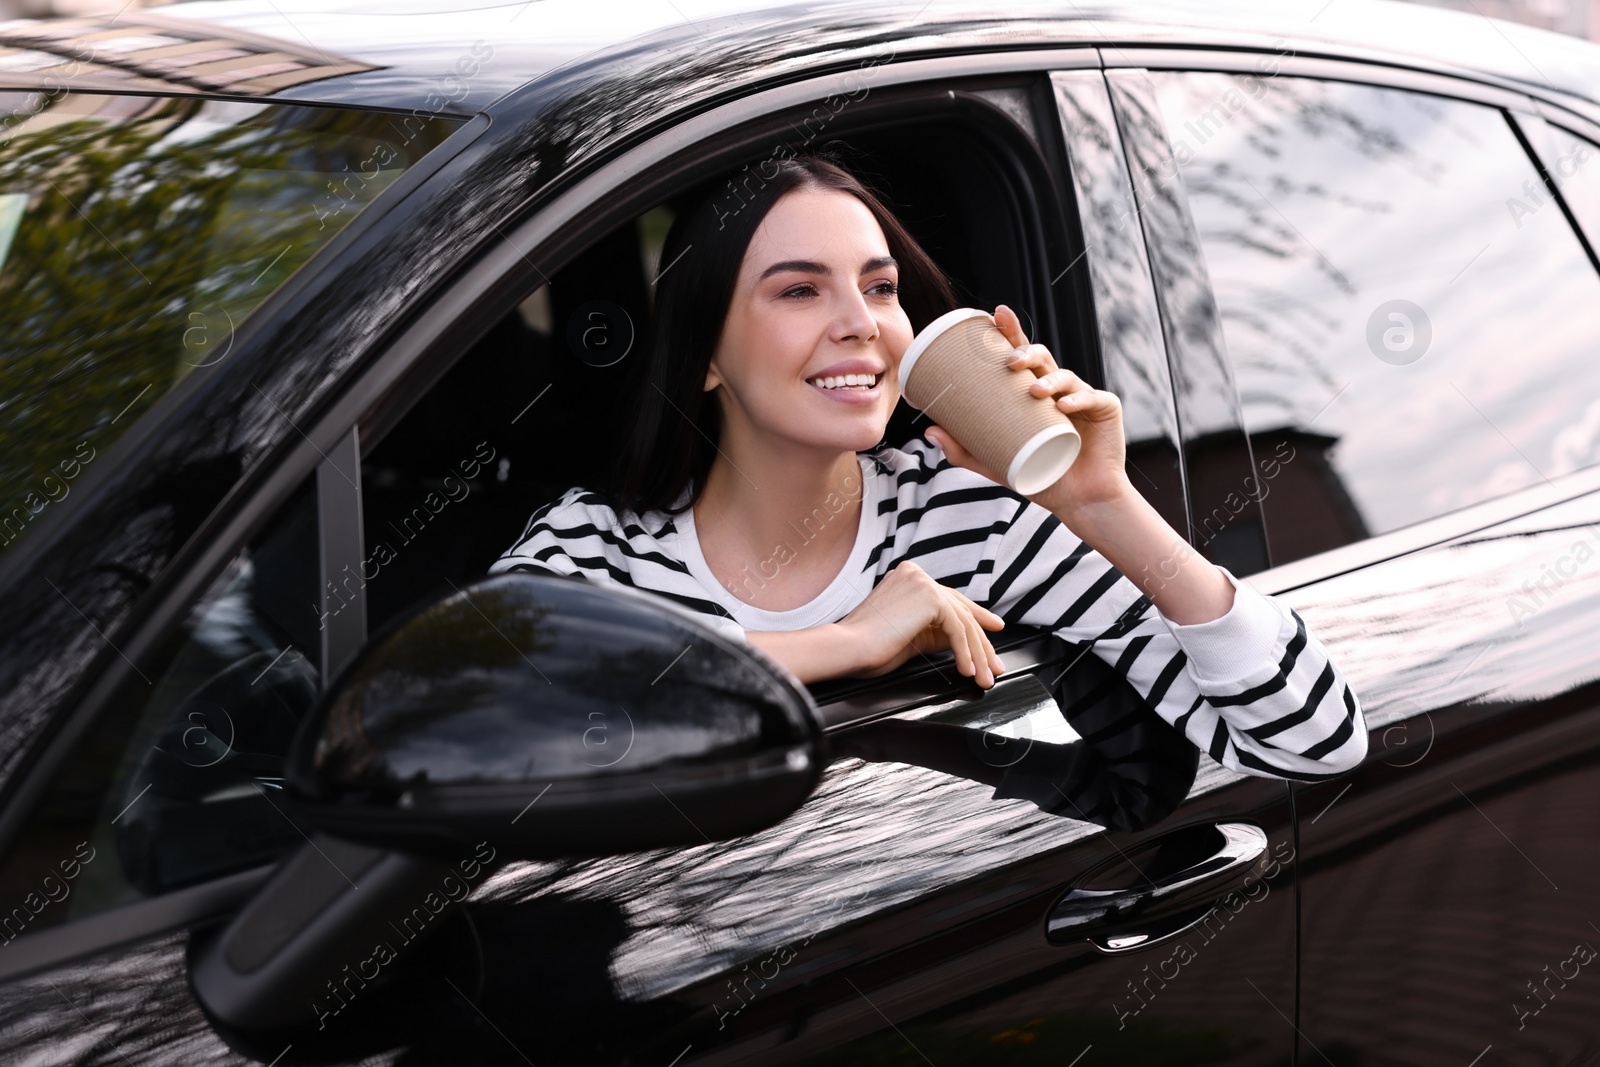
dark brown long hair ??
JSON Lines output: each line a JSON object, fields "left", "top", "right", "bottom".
{"left": 601, "top": 151, "right": 959, "bottom": 519}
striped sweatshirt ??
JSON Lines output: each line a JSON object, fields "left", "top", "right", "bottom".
{"left": 488, "top": 434, "right": 1367, "bottom": 782}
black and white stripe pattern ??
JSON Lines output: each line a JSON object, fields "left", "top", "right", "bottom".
{"left": 489, "top": 434, "right": 1367, "bottom": 781}
{"left": 491, "top": 491, "right": 745, "bottom": 627}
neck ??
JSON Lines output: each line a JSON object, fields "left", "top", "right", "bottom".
{"left": 692, "top": 424, "right": 870, "bottom": 576}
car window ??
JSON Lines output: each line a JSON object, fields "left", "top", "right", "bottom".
{"left": 0, "top": 476, "right": 321, "bottom": 937}
{"left": 358, "top": 111, "right": 1066, "bottom": 631}
{"left": 358, "top": 204, "right": 671, "bottom": 630}
{"left": 1147, "top": 72, "right": 1600, "bottom": 568}
{"left": 0, "top": 91, "right": 458, "bottom": 558}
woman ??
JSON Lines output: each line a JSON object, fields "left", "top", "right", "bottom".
{"left": 490, "top": 152, "right": 1366, "bottom": 784}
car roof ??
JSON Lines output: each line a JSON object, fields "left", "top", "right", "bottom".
{"left": 4, "top": 0, "right": 1600, "bottom": 121}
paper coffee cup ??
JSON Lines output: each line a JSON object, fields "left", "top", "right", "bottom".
{"left": 898, "top": 308, "right": 1082, "bottom": 496}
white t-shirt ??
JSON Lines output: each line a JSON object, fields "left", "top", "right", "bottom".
{"left": 489, "top": 434, "right": 1366, "bottom": 781}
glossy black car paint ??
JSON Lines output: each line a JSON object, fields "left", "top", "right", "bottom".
{"left": 287, "top": 571, "right": 826, "bottom": 856}
{"left": 2, "top": 0, "right": 1600, "bottom": 1064}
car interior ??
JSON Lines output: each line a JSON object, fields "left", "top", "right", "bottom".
{"left": 356, "top": 90, "right": 1086, "bottom": 652}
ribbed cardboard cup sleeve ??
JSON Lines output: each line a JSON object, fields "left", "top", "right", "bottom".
{"left": 899, "top": 308, "right": 1081, "bottom": 496}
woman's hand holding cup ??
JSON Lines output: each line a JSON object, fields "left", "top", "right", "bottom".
{"left": 923, "top": 304, "right": 1133, "bottom": 521}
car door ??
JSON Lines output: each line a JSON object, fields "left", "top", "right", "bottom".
{"left": 1131, "top": 51, "right": 1600, "bottom": 1065}
{"left": 342, "top": 58, "right": 1300, "bottom": 1067}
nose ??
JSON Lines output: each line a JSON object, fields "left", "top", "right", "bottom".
{"left": 829, "top": 284, "right": 880, "bottom": 345}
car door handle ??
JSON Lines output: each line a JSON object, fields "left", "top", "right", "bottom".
{"left": 1045, "top": 822, "right": 1268, "bottom": 954}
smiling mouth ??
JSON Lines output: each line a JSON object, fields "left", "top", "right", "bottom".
{"left": 806, "top": 372, "right": 883, "bottom": 391}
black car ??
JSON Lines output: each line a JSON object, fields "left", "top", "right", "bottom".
{"left": 3, "top": 0, "right": 1600, "bottom": 1063}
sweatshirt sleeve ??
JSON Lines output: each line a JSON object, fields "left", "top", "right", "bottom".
{"left": 488, "top": 488, "right": 749, "bottom": 646}
{"left": 978, "top": 496, "right": 1367, "bottom": 781}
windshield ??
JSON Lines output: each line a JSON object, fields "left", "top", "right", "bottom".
{"left": 0, "top": 91, "right": 459, "bottom": 556}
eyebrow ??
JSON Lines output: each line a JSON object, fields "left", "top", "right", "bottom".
{"left": 757, "top": 255, "right": 898, "bottom": 281}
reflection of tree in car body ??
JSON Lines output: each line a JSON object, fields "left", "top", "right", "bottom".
{"left": 0, "top": 93, "right": 456, "bottom": 559}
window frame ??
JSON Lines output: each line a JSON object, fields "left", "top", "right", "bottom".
{"left": 1050, "top": 68, "right": 1194, "bottom": 550}
{"left": 1102, "top": 64, "right": 1271, "bottom": 576}
{"left": 1103, "top": 46, "right": 1600, "bottom": 597}
{"left": 351, "top": 73, "right": 1098, "bottom": 466}
{"left": 0, "top": 449, "right": 341, "bottom": 984}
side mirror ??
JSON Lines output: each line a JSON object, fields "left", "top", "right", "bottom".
{"left": 191, "top": 572, "right": 823, "bottom": 1051}
{"left": 286, "top": 571, "right": 825, "bottom": 856}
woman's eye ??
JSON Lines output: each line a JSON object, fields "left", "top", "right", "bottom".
{"left": 778, "top": 280, "right": 897, "bottom": 299}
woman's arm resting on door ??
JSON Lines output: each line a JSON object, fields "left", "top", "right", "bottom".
{"left": 747, "top": 624, "right": 866, "bottom": 686}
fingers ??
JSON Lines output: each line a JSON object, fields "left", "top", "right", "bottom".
{"left": 1016, "top": 366, "right": 1123, "bottom": 424}
{"left": 997, "top": 315, "right": 1124, "bottom": 423}
{"left": 1006, "top": 343, "right": 1060, "bottom": 378}
{"left": 1025, "top": 367, "right": 1084, "bottom": 396}
{"left": 1053, "top": 385, "right": 1122, "bottom": 422}
{"left": 938, "top": 596, "right": 980, "bottom": 685}
{"left": 955, "top": 598, "right": 994, "bottom": 688}
{"left": 930, "top": 428, "right": 971, "bottom": 465}
{"left": 968, "top": 604, "right": 1006, "bottom": 680}
{"left": 952, "top": 588, "right": 1006, "bottom": 631}
{"left": 1030, "top": 373, "right": 1096, "bottom": 417}
{"left": 928, "top": 426, "right": 1005, "bottom": 487}
{"left": 993, "top": 304, "right": 1029, "bottom": 348}
{"left": 880, "top": 564, "right": 1006, "bottom": 688}
{"left": 946, "top": 589, "right": 1004, "bottom": 688}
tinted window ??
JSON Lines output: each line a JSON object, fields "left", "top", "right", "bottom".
{"left": 0, "top": 91, "right": 457, "bottom": 557}
{"left": 1149, "top": 72, "right": 1600, "bottom": 566}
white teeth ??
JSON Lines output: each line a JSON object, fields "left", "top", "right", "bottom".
{"left": 809, "top": 373, "right": 880, "bottom": 390}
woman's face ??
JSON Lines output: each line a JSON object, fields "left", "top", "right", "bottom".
{"left": 706, "top": 186, "right": 914, "bottom": 454}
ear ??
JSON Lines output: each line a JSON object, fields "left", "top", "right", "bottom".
{"left": 704, "top": 361, "right": 722, "bottom": 391}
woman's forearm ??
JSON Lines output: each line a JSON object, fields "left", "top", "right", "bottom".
{"left": 746, "top": 623, "right": 863, "bottom": 685}
{"left": 1054, "top": 479, "right": 1235, "bottom": 626}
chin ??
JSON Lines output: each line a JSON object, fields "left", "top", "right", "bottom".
{"left": 845, "top": 416, "right": 891, "bottom": 451}
{"left": 798, "top": 420, "right": 888, "bottom": 454}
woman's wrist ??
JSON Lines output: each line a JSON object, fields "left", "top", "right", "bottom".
{"left": 1047, "top": 473, "right": 1141, "bottom": 536}
{"left": 1050, "top": 482, "right": 1234, "bottom": 626}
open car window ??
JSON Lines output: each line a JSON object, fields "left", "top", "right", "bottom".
{"left": 355, "top": 102, "right": 1069, "bottom": 640}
